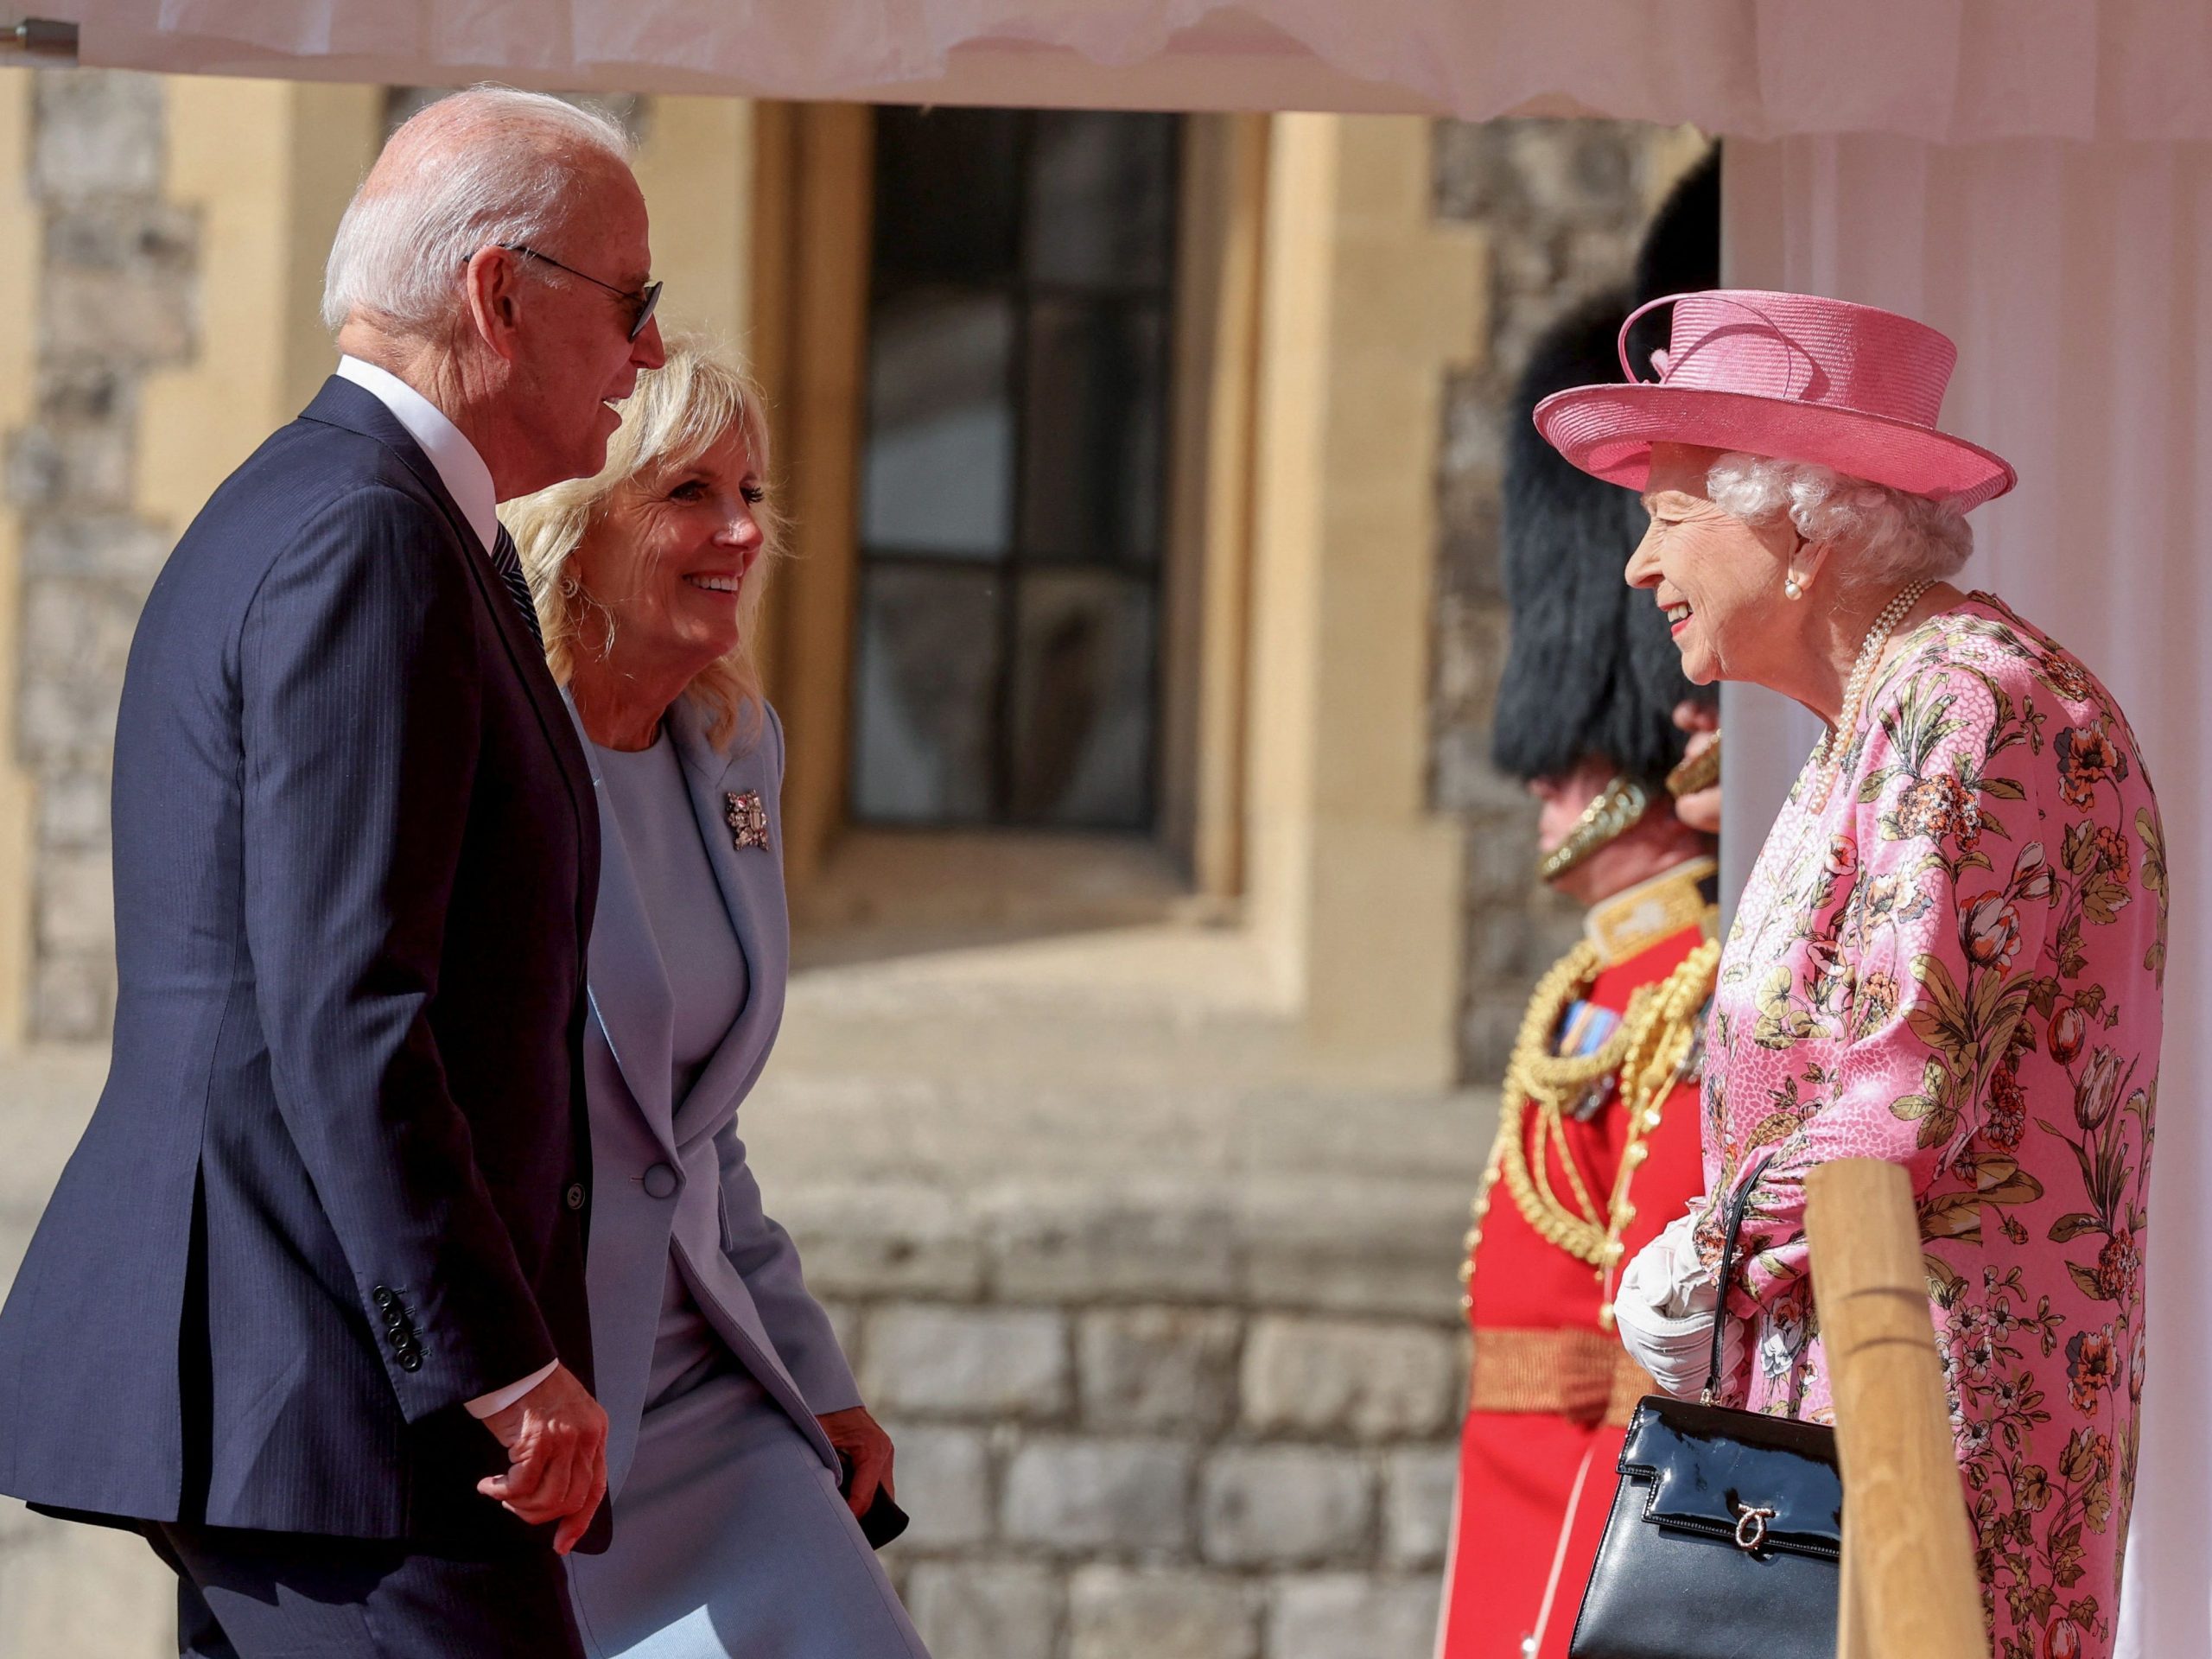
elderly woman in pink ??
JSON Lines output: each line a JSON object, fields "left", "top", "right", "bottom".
{"left": 1541, "top": 291, "right": 2164, "bottom": 1659}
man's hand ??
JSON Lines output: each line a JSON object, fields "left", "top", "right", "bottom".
{"left": 818, "top": 1405, "right": 895, "bottom": 1519}
{"left": 1669, "top": 699, "right": 1721, "bottom": 835}
{"left": 477, "top": 1362, "right": 608, "bottom": 1554}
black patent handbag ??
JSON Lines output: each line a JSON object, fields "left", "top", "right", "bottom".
{"left": 1568, "top": 1159, "right": 1842, "bottom": 1659}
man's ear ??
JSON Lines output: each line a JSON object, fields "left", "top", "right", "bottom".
{"left": 462, "top": 246, "right": 525, "bottom": 364}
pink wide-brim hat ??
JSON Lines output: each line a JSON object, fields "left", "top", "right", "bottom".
{"left": 1533, "top": 289, "right": 2017, "bottom": 512}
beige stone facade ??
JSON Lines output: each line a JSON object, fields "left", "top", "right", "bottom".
{"left": 0, "top": 69, "right": 1699, "bottom": 1659}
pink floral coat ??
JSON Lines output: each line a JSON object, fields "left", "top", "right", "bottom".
{"left": 1700, "top": 594, "right": 2164, "bottom": 1659}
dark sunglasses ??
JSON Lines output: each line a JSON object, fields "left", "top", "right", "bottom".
{"left": 497, "top": 243, "right": 662, "bottom": 341}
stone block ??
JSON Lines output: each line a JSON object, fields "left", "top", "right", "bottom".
{"left": 1069, "top": 1565, "right": 1259, "bottom": 1659}
{"left": 1002, "top": 1436, "right": 1192, "bottom": 1554}
{"left": 1199, "top": 1446, "right": 1373, "bottom": 1567}
{"left": 859, "top": 1305, "right": 1068, "bottom": 1421}
{"left": 36, "top": 851, "right": 113, "bottom": 955}
{"left": 22, "top": 579, "right": 141, "bottom": 686}
{"left": 984, "top": 1185, "right": 1237, "bottom": 1302}
{"left": 1243, "top": 1318, "right": 1458, "bottom": 1441}
{"left": 1459, "top": 1000, "right": 1524, "bottom": 1088}
{"left": 1382, "top": 1446, "right": 1460, "bottom": 1569}
{"left": 33, "top": 72, "right": 164, "bottom": 198}
{"left": 1268, "top": 1573, "right": 1442, "bottom": 1659}
{"left": 904, "top": 1561, "right": 1059, "bottom": 1659}
{"left": 5, "top": 424, "right": 130, "bottom": 510}
{"left": 1239, "top": 1182, "right": 1469, "bottom": 1321}
{"left": 1077, "top": 1306, "right": 1240, "bottom": 1433}
{"left": 1463, "top": 807, "right": 1548, "bottom": 906}
{"left": 43, "top": 265, "right": 197, "bottom": 366}
{"left": 16, "top": 677, "right": 122, "bottom": 767}
{"left": 1431, "top": 120, "right": 1517, "bottom": 223}
{"left": 776, "top": 1182, "right": 986, "bottom": 1300}
{"left": 24, "top": 516, "right": 171, "bottom": 585}
{"left": 30, "top": 953, "right": 113, "bottom": 1044}
{"left": 34, "top": 770, "right": 109, "bottom": 853}
{"left": 35, "top": 362, "right": 128, "bottom": 424}
{"left": 1433, "top": 728, "right": 1530, "bottom": 817}
{"left": 41, "top": 201, "right": 197, "bottom": 277}
{"left": 878, "top": 1421, "right": 992, "bottom": 1552}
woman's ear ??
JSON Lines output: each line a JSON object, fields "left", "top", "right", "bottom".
{"left": 1787, "top": 536, "right": 1835, "bottom": 597}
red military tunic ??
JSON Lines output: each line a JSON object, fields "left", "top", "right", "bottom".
{"left": 1439, "top": 862, "right": 1718, "bottom": 1659}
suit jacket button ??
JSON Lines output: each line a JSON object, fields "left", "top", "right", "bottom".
{"left": 397, "top": 1351, "right": 423, "bottom": 1373}
{"left": 372, "top": 1286, "right": 397, "bottom": 1310}
{"left": 642, "top": 1164, "right": 678, "bottom": 1200}
{"left": 565, "top": 1183, "right": 587, "bottom": 1211}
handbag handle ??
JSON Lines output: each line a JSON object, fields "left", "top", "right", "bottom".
{"left": 1702, "top": 1155, "right": 1774, "bottom": 1404}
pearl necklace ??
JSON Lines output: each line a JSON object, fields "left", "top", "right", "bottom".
{"left": 1802, "top": 578, "right": 1932, "bottom": 812}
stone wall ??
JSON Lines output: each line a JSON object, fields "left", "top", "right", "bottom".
{"left": 7, "top": 69, "right": 194, "bottom": 1040}
{"left": 1428, "top": 118, "right": 1707, "bottom": 1083}
{"left": 791, "top": 1183, "right": 1464, "bottom": 1658}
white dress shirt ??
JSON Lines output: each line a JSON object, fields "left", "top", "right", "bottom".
{"left": 333, "top": 356, "right": 556, "bottom": 1421}
{"left": 334, "top": 355, "right": 499, "bottom": 555}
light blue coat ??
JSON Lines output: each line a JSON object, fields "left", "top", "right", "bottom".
{"left": 570, "top": 695, "right": 857, "bottom": 1498}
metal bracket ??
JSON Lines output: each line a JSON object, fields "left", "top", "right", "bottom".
{"left": 2, "top": 17, "right": 79, "bottom": 62}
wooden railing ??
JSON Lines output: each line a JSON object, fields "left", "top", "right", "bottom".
{"left": 1804, "top": 1158, "right": 1989, "bottom": 1659}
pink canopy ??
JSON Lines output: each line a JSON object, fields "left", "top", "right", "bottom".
{"left": 26, "top": 0, "right": 2212, "bottom": 142}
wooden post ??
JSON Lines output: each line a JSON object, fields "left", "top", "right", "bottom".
{"left": 1804, "top": 1159, "right": 1988, "bottom": 1659}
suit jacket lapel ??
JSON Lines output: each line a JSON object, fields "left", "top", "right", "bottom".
{"left": 666, "top": 698, "right": 789, "bottom": 1144}
{"left": 560, "top": 699, "right": 681, "bottom": 1161}
{"left": 296, "top": 378, "right": 595, "bottom": 837}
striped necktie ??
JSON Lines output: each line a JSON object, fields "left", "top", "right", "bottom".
{"left": 488, "top": 525, "right": 543, "bottom": 650}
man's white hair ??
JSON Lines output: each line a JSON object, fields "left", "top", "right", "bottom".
{"left": 321, "top": 86, "right": 634, "bottom": 335}
{"left": 1705, "top": 453, "right": 1974, "bottom": 588}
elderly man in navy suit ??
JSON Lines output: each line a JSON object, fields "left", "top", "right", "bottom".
{"left": 0, "top": 87, "right": 665, "bottom": 1656}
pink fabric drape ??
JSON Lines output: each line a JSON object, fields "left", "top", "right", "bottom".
{"left": 1723, "top": 133, "right": 2212, "bottom": 1659}
{"left": 43, "top": 0, "right": 2212, "bottom": 140}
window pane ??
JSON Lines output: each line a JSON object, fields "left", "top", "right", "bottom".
{"left": 849, "top": 564, "right": 1005, "bottom": 824}
{"left": 1008, "top": 571, "right": 1155, "bottom": 828}
{"left": 1025, "top": 111, "right": 1177, "bottom": 289}
{"left": 861, "top": 292, "right": 1014, "bottom": 558}
{"left": 1020, "top": 299, "right": 1166, "bottom": 565}
{"left": 873, "top": 107, "right": 1022, "bottom": 284}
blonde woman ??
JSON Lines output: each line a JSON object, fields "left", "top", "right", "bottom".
{"left": 505, "top": 342, "right": 927, "bottom": 1659}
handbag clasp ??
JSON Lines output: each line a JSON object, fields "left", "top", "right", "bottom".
{"left": 1732, "top": 1502, "right": 1777, "bottom": 1553}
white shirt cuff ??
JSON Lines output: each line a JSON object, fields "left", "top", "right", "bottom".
{"left": 466, "top": 1359, "right": 558, "bottom": 1419}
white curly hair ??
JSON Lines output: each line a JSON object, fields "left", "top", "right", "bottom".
{"left": 1704, "top": 454, "right": 1974, "bottom": 588}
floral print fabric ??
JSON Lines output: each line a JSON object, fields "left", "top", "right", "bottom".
{"left": 1700, "top": 593, "right": 2164, "bottom": 1659}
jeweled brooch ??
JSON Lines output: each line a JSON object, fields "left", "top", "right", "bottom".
{"left": 724, "top": 790, "right": 770, "bottom": 851}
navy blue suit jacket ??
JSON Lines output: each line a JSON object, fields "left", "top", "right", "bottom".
{"left": 0, "top": 378, "right": 604, "bottom": 1552}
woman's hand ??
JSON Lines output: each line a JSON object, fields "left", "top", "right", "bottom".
{"left": 1669, "top": 699, "right": 1721, "bottom": 835}
{"left": 818, "top": 1405, "right": 895, "bottom": 1518}
{"left": 1612, "top": 1208, "right": 1731, "bottom": 1398}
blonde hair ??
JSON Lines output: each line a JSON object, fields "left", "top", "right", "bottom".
{"left": 501, "top": 338, "right": 780, "bottom": 748}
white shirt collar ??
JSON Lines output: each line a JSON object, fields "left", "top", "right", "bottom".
{"left": 334, "top": 355, "right": 499, "bottom": 555}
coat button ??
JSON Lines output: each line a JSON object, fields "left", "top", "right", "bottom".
{"left": 565, "top": 1183, "right": 587, "bottom": 1211}
{"left": 642, "top": 1163, "right": 678, "bottom": 1200}
{"left": 371, "top": 1286, "right": 396, "bottom": 1310}
{"left": 397, "top": 1351, "right": 423, "bottom": 1373}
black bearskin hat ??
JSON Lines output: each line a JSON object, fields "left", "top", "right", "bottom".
{"left": 1490, "top": 148, "right": 1720, "bottom": 788}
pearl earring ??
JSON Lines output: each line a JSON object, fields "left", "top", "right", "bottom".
{"left": 1784, "top": 575, "right": 1803, "bottom": 600}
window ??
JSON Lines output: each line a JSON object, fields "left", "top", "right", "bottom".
{"left": 848, "top": 108, "right": 1179, "bottom": 830}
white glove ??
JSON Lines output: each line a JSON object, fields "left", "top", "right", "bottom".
{"left": 1612, "top": 1207, "right": 1726, "bottom": 1399}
